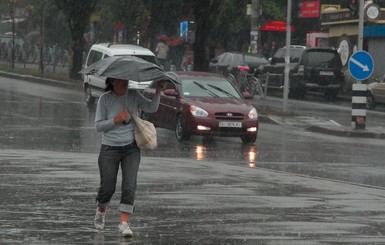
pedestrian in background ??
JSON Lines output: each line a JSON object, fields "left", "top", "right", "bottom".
{"left": 93, "top": 77, "right": 165, "bottom": 237}
{"left": 155, "top": 40, "right": 170, "bottom": 70}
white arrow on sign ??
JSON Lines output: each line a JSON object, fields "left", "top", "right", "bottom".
{"left": 350, "top": 57, "right": 369, "bottom": 71}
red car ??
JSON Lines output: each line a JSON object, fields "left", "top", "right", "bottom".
{"left": 141, "top": 71, "right": 259, "bottom": 143}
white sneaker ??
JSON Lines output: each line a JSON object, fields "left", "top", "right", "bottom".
{"left": 94, "top": 209, "right": 106, "bottom": 230}
{"left": 118, "top": 222, "right": 133, "bottom": 237}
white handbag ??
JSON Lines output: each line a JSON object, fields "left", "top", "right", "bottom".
{"left": 131, "top": 115, "right": 157, "bottom": 150}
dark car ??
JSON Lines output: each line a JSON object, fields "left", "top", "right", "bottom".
{"left": 257, "top": 46, "right": 344, "bottom": 99}
{"left": 256, "top": 45, "right": 306, "bottom": 92}
{"left": 141, "top": 71, "right": 259, "bottom": 143}
{"left": 209, "top": 51, "right": 268, "bottom": 76}
{"left": 291, "top": 48, "right": 344, "bottom": 99}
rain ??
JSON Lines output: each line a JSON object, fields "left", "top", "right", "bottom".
{"left": 1, "top": 0, "right": 385, "bottom": 244}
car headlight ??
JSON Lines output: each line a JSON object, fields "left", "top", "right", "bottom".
{"left": 190, "top": 105, "right": 208, "bottom": 117}
{"left": 248, "top": 107, "right": 258, "bottom": 119}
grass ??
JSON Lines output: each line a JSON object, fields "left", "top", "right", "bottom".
{"left": 0, "top": 63, "right": 81, "bottom": 84}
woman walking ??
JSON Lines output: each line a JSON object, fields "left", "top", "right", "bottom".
{"left": 93, "top": 77, "right": 165, "bottom": 237}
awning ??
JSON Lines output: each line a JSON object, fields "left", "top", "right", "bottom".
{"left": 260, "top": 20, "right": 295, "bottom": 32}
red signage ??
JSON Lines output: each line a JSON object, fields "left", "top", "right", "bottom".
{"left": 300, "top": 0, "right": 320, "bottom": 18}
{"left": 260, "top": 20, "right": 295, "bottom": 32}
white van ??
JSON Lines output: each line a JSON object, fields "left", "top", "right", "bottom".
{"left": 83, "top": 43, "right": 158, "bottom": 105}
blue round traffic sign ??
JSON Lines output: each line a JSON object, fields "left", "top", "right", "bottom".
{"left": 348, "top": 51, "right": 374, "bottom": 81}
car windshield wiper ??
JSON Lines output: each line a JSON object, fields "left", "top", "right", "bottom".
{"left": 207, "top": 84, "right": 238, "bottom": 99}
{"left": 192, "top": 81, "right": 219, "bottom": 97}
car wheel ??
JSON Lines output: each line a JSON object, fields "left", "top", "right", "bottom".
{"left": 175, "top": 115, "right": 190, "bottom": 142}
{"left": 366, "top": 93, "right": 376, "bottom": 110}
{"left": 241, "top": 134, "right": 257, "bottom": 144}
{"left": 84, "top": 85, "right": 95, "bottom": 106}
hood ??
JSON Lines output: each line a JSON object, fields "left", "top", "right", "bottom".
{"left": 186, "top": 97, "right": 254, "bottom": 114}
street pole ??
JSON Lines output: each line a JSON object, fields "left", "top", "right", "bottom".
{"left": 10, "top": 0, "right": 16, "bottom": 69}
{"left": 358, "top": 0, "right": 364, "bottom": 51}
{"left": 250, "top": 0, "right": 260, "bottom": 54}
{"left": 39, "top": 0, "right": 44, "bottom": 74}
{"left": 283, "top": 0, "right": 292, "bottom": 112}
{"left": 351, "top": 0, "right": 367, "bottom": 129}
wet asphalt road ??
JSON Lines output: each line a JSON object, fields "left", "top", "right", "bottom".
{"left": 1, "top": 75, "right": 385, "bottom": 244}
{"left": 3, "top": 149, "right": 385, "bottom": 244}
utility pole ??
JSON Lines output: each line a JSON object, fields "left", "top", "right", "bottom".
{"left": 9, "top": 0, "right": 17, "bottom": 69}
{"left": 250, "top": 0, "right": 260, "bottom": 53}
{"left": 350, "top": 0, "right": 367, "bottom": 129}
{"left": 283, "top": 0, "right": 292, "bottom": 112}
{"left": 39, "top": 0, "right": 44, "bottom": 74}
{"left": 358, "top": 0, "right": 364, "bottom": 51}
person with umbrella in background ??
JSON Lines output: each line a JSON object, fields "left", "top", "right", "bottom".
{"left": 155, "top": 35, "right": 170, "bottom": 70}
{"left": 93, "top": 77, "right": 166, "bottom": 237}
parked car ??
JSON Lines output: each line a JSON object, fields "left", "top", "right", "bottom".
{"left": 367, "top": 74, "right": 385, "bottom": 109}
{"left": 255, "top": 45, "right": 306, "bottom": 92}
{"left": 257, "top": 46, "right": 344, "bottom": 100}
{"left": 209, "top": 51, "right": 268, "bottom": 77}
{"left": 292, "top": 47, "right": 344, "bottom": 99}
{"left": 141, "top": 71, "right": 259, "bottom": 143}
{"left": 82, "top": 43, "right": 159, "bottom": 105}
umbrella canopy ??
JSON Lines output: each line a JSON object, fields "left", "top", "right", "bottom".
{"left": 166, "top": 37, "right": 185, "bottom": 47}
{"left": 156, "top": 34, "right": 171, "bottom": 41}
{"left": 79, "top": 56, "right": 177, "bottom": 84}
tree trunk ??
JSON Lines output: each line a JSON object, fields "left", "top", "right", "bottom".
{"left": 70, "top": 38, "right": 84, "bottom": 80}
{"left": 193, "top": 0, "right": 223, "bottom": 72}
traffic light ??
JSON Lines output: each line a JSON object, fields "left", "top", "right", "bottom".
{"left": 348, "top": 0, "right": 358, "bottom": 16}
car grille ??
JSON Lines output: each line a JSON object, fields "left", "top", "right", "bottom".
{"left": 215, "top": 112, "right": 244, "bottom": 120}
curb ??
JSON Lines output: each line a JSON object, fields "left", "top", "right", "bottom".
{"left": 306, "top": 125, "right": 385, "bottom": 139}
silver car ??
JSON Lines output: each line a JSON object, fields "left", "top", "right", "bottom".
{"left": 367, "top": 75, "right": 385, "bottom": 109}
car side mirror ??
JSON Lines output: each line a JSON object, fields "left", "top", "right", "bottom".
{"left": 164, "top": 89, "right": 178, "bottom": 96}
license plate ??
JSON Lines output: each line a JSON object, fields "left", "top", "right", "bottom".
{"left": 320, "top": 71, "right": 333, "bottom": 76}
{"left": 219, "top": 121, "right": 242, "bottom": 128}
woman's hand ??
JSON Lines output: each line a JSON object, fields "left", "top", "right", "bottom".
{"left": 114, "top": 109, "right": 128, "bottom": 124}
{"left": 155, "top": 80, "right": 167, "bottom": 95}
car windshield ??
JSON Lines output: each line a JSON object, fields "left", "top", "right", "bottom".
{"left": 115, "top": 54, "right": 158, "bottom": 65}
{"left": 181, "top": 78, "right": 241, "bottom": 99}
{"left": 302, "top": 51, "right": 339, "bottom": 67}
{"left": 273, "top": 48, "right": 303, "bottom": 63}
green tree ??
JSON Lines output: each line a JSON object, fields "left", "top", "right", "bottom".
{"left": 97, "top": 0, "right": 151, "bottom": 46}
{"left": 53, "top": 0, "right": 97, "bottom": 79}
{"left": 192, "top": 0, "right": 224, "bottom": 71}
